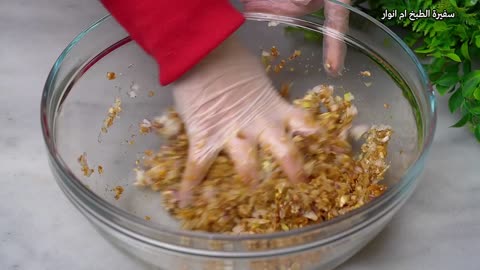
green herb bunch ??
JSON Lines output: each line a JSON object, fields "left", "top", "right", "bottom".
{"left": 360, "top": 0, "right": 480, "bottom": 140}
{"left": 287, "top": 0, "right": 480, "bottom": 140}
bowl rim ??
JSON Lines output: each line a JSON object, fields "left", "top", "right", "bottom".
{"left": 41, "top": 0, "right": 436, "bottom": 256}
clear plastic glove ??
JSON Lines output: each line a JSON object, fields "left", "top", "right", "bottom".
{"left": 173, "top": 36, "right": 322, "bottom": 206}
{"left": 241, "top": 0, "right": 351, "bottom": 76}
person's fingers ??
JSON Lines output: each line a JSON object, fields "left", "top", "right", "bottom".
{"left": 258, "top": 126, "right": 306, "bottom": 183}
{"left": 241, "top": 0, "right": 324, "bottom": 17}
{"left": 178, "top": 138, "right": 216, "bottom": 208}
{"left": 291, "top": 0, "right": 313, "bottom": 6}
{"left": 224, "top": 133, "right": 260, "bottom": 186}
{"left": 323, "top": 0, "right": 351, "bottom": 76}
{"left": 285, "top": 107, "right": 323, "bottom": 136}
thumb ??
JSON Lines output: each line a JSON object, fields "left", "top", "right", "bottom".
{"left": 323, "top": 0, "right": 350, "bottom": 76}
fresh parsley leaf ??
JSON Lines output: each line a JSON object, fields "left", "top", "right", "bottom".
{"left": 448, "top": 87, "right": 464, "bottom": 112}
{"left": 433, "top": 21, "right": 448, "bottom": 32}
{"left": 474, "top": 87, "right": 480, "bottom": 100}
{"left": 445, "top": 64, "right": 460, "bottom": 74}
{"left": 451, "top": 113, "right": 470, "bottom": 127}
{"left": 448, "top": 0, "right": 458, "bottom": 8}
{"left": 463, "top": 61, "right": 472, "bottom": 74}
{"left": 454, "top": 25, "right": 468, "bottom": 40}
{"left": 446, "top": 53, "right": 462, "bottom": 62}
{"left": 437, "top": 84, "right": 455, "bottom": 95}
{"left": 475, "top": 35, "right": 480, "bottom": 48}
{"left": 465, "top": 101, "right": 480, "bottom": 115}
{"left": 429, "top": 72, "right": 444, "bottom": 82}
{"left": 436, "top": 74, "right": 459, "bottom": 86}
{"left": 462, "top": 71, "right": 480, "bottom": 97}
{"left": 465, "top": 0, "right": 478, "bottom": 7}
{"left": 429, "top": 58, "right": 446, "bottom": 73}
{"left": 475, "top": 124, "right": 480, "bottom": 142}
{"left": 415, "top": 47, "right": 436, "bottom": 53}
{"left": 461, "top": 42, "right": 471, "bottom": 60}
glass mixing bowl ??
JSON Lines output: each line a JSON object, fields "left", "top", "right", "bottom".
{"left": 41, "top": 2, "right": 436, "bottom": 269}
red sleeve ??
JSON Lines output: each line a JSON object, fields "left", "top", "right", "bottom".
{"left": 101, "top": 0, "right": 245, "bottom": 85}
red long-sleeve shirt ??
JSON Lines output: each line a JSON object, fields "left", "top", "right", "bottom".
{"left": 101, "top": 0, "right": 245, "bottom": 86}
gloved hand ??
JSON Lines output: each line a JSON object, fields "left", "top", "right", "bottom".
{"left": 241, "top": 0, "right": 351, "bottom": 76}
{"left": 173, "top": 36, "right": 322, "bottom": 206}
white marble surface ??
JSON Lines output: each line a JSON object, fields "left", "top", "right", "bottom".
{"left": 1, "top": 1, "right": 479, "bottom": 269}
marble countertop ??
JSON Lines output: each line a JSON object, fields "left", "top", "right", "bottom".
{"left": 1, "top": 1, "right": 479, "bottom": 269}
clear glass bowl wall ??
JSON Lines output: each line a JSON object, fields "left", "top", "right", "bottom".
{"left": 41, "top": 6, "right": 436, "bottom": 270}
